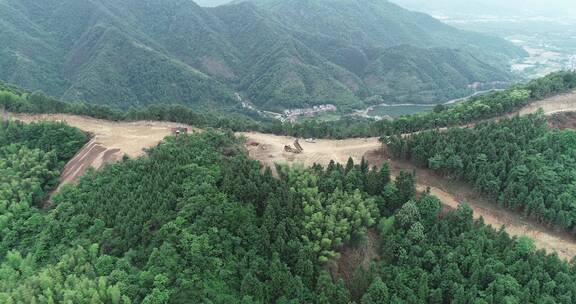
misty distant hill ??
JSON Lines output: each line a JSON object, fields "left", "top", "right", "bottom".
{"left": 392, "top": 0, "right": 576, "bottom": 18}
{"left": 0, "top": 0, "right": 525, "bottom": 112}
{"left": 195, "top": 0, "right": 232, "bottom": 6}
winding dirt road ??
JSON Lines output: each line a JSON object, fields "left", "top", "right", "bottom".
{"left": 8, "top": 90, "right": 576, "bottom": 259}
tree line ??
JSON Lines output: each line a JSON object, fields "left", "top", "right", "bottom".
{"left": 0, "top": 89, "right": 266, "bottom": 132}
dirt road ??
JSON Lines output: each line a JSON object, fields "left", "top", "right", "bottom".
{"left": 9, "top": 90, "right": 576, "bottom": 259}
{"left": 364, "top": 150, "right": 576, "bottom": 261}
{"left": 518, "top": 92, "right": 576, "bottom": 116}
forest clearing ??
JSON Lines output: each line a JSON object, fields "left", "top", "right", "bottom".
{"left": 8, "top": 90, "right": 576, "bottom": 260}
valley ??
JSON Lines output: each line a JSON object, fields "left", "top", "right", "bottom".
{"left": 10, "top": 90, "right": 576, "bottom": 260}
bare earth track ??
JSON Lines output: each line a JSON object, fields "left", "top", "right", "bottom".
{"left": 10, "top": 91, "right": 576, "bottom": 260}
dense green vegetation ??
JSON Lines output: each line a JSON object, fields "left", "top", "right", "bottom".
{"left": 235, "top": 0, "right": 524, "bottom": 106}
{"left": 388, "top": 113, "right": 576, "bottom": 232}
{"left": 0, "top": 0, "right": 523, "bottom": 111}
{"left": 2, "top": 71, "right": 575, "bottom": 141}
{"left": 271, "top": 71, "right": 576, "bottom": 139}
{"left": 0, "top": 127, "right": 386, "bottom": 303}
{"left": 0, "top": 121, "right": 101, "bottom": 302}
{"left": 2, "top": 122, "right": 576, "bottom": 302}
{"left": 0, "top": 120, "right": 86, "bottom": 162}
{"left": 0, "top": 120, "right": 87, "bottom": 249}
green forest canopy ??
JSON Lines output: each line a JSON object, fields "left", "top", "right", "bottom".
{"left": 388, "top": 113, "right": 576, "bottom": 233}
{"left": 1, "top": 121, "right": 576, "bottom": 303}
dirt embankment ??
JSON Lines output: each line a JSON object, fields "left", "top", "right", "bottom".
{"left": 56, "top": 139, "right": 121, "bottom": 191}
{"left": 11, "top": 113, "right": 195, "bottom": 188}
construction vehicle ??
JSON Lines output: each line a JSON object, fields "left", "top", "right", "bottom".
{"left": 293, "top": 139, "right": 303, "bottom": 152}
{"left": 284, "top": 139, "right": 304, "bottom": 154}
{"left": 171, "top": 127, "right": 188, "bottom": 138}
{"left": 284, "top": 145, "right": 301, "bottom": 153}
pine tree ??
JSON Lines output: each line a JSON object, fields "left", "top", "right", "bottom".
{"left": 361, "top": 277, "right": 389, "bottom": 304}
{"left": 379, "top": 162, "right": 391, "bottom": 188}
{"left": 345, "top": 157, "right": 355, "bottom": 173}
{"left": 395, "top": 171, "right": 416, "bottom": 205}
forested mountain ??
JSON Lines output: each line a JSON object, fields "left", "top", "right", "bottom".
{"left": 238, "top": 0, "right": 523, "bottom": 57}
{"left": 238, "top": 0, "right": 525, "bottom": 105}
{"left": 0, "top": 0, "right": 524, "bottom": 112}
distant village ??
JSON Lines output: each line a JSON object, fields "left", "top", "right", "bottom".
{"left": 236, "top": 93, "right": 338, "bottom": 123}
{"left": 467, "top": 81, "right": 508, "bottom": 91}
{"left": 281, "top": 104, "right": 337, "bottom": 122}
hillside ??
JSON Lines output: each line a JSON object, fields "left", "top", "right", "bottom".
{"left": 3, "top": 119, "right": 576, "bottom": 302}
{"left": 240, "top": 0, "right": 523, "bottom": 56}
{"left": 0, "top": 0, "right": 238, "bottom": 110}
{"left": 237, "top": 0, "right": 525, "bottom": 104}
{"left": 0, "top": 0, "right": 525, "bottom": 112}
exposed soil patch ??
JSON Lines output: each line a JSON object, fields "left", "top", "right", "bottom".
{"left": 200, "top": 56, "right": 236, "bottom": 80}
{"left": 329, "top": 229, "right": 380, "bottom": 288}
{"left": 516, "top": 91, "right": 576, "bottom": 117}
{"left": 548, "top": 112, "right": 576, "bottom": 130}
{"left": 57, "top": 139, "right": 122, "bottom": 191}
{"left": 239, "top": 132, "right": 381, "bottom": 170}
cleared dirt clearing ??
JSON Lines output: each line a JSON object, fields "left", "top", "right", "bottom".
{"left": 239, "top": 132, "right": 381, "bottom": 168}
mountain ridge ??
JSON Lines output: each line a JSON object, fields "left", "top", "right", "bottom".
{"left": 0, "top": 0, "right": 526, "bottom": 112}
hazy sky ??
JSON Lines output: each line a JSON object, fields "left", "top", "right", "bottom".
{"left": 392, "top": 0, "right": 576, "bottom": 18}
{"left": 194, "top": 0, "right": 231, "bottom": 7}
